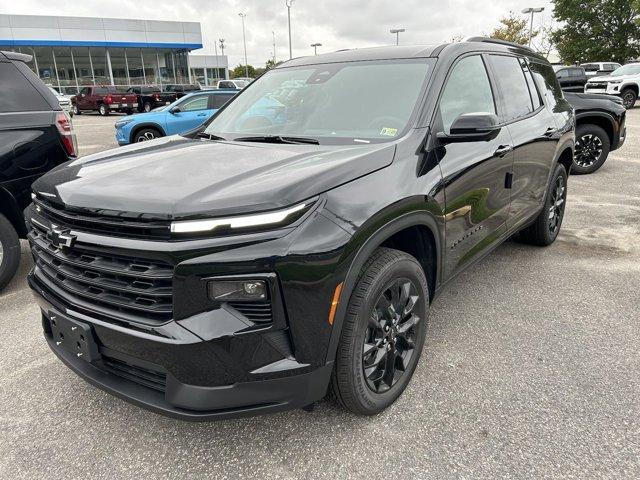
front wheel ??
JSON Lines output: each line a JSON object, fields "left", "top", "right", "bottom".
{"left": 143, "top": 102, "right": 152, "bottom": 112}
{"left": 98, "top": 104, "right": 109, "bottom": 116}
{"left": 134, "top": 128, "right": 161, "bottom": 143}
{"left": 0, "top": 213, "right": 21, "bottom": 291}
{"left": 518, "top": 163, "right": 568, "bottom": 246}
{"left": 330, "top": 248, "right": 429, "bottom": 415}
{"left": 621, "top": 88, "right": 637, "bottom": 109}
{"left": 573, "top": 124, "right": 610, "bottom": 174}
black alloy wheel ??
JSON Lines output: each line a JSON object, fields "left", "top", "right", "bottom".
{"left": 621, "top": 89, "right": 637, "bottom": 109}
{"left": 574, "top": 133, "right": 603, "bottom": 169}
{"left": 363, "top": 278, "right": 421, "bottom": 393}
{"left": 548, "top": 174, "right": 566, "bottom": 236}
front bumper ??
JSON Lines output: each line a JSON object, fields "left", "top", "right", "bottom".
{"left": 584, "top": 83, "right": 622, "bottom": 96}
{"left": 30, "top": 273, "right": 333, "bottom": 420}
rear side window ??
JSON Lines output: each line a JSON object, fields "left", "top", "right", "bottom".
{"left": 209, "top": 94, "right": 233, "bottom": 109}
{"left": 556, "top": 69, "right": 569, "bottom": 78}
{"left": 569, "top": 68, "right": 583, "bottom": 77}
{"left": 522, "top": 61, "right": 542, "bottom": 110}
{"left": 489, "top": 55, "right": 534, "bottom": 121}
{"left": 438, "top": 55, "right": 496, "bottom": 133}
{"left": 0, "top": 61, "right": 50, "bottom": 113}
{"left": 530, "top": 62, "right": 564, "bottom": 109}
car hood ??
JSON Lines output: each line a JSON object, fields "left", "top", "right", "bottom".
{"left": 33, "top": 135, "right": 396, "bottom": 219}
{"left": 588, "top": 74, "right": 630, "bottom": 82}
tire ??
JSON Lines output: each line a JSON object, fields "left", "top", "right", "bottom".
{"left": 621, "top": 88, "right": 637, "bottom": 109}
{"left": 134, "top": 128, "right": 162, "bottom": 143}
{"left": 72, "top": 104, "right": 81, "bottom": 115}
{"left": 330, "top": 247, "right": 429, "bottom": 415}
{"left": 518, "top": 163, "right": 568, "bottom": 246}
{"left": 573, "top": 124, "right": 610, "bottom": 174}
{"left": 143, "top": 102, "right": 152, "bottom": 112}
{"left": 0, "top": 213, "right": 21, "bottom": 291}
{"left": 98, "top": 104, "right": 109, "bottom": 116}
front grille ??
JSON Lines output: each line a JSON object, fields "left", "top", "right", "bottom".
{"left": 29, "top": 221, "right": 174, "bottom": 324}
{"left": 228, "top": 301, "right": 273, "bottom": 323}
{"left": 33, "top": 197, "right": 171, "bottom": 240}
{"left": 101, "top": 355, "right": 167, "bottom": 392}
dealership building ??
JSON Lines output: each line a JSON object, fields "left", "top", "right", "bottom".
{"left": 0, "top": 14, "right": 228, "bottom": 93}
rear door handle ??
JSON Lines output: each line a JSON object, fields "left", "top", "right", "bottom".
{"left": 494, "top": 145, "right": 513, "bottom": 158}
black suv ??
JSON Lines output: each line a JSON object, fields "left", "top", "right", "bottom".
{"left": 26, "top": 39, "right": 574, "bottom": 420}
{"left": 0, "top": 51, "right": 76, "bottom": 290}
{"left": 564, "top": 92, "right": 626, "bottom": 174}
{"left": 126, "top": 85, "right": 177, "bottom": 112}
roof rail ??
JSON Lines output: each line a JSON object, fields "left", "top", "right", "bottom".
{"left": 0, "top": 50, "right": 33, "bottom": 63}
{"left": 464, "top": 36, "right": 533, "bottom": 52}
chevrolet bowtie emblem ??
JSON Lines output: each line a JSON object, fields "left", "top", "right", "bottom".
{"left": 50, "top": 224, "right": 76, "bottom": 249}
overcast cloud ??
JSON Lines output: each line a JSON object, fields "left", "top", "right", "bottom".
{"left": 6, "top": 0, "right": 554, "bottom": 68}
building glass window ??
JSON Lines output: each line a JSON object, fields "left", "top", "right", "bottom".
{"left": 158, "top": 49, "right": 174, "bottom": 84}
{"left": 90, "top": 47, "right": 110, "bottom": 85}
{"left": 174, "top": 51, "right": 189, "bottom": 84}
{"left": 142, "top": 49, "right": 159, "bottom": 86}
{"left": 109, "top": 48, "right": 128, "bottom": 86}
{"left": 206, "top": 67, "right": 225, "bottom": 82}
{"left": 127, "top": 48, "right": 145, "bottom": 85}
{"left": 72, "top": 47, "right": 94, "bottom": 86}
{"left": 192, "top": 68, "right": 205, "bottom": 86}
{"left": 52, "top": 47, "right": 77, "bottom": 94}
{"left": 30, "top": 47, "right": 57, "bottom": 88}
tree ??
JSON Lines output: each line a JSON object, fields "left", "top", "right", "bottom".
{"left": 551, "top": 0, "right": 640, "bottom": 64}
{"left": 490, "top": 12, "right": 536, "bottom": 45}
{"left": 230, "top": 64, "right": 256, "bottom": 78}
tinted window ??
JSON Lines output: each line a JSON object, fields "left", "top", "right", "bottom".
{"left": 569, "top": 68, "right": 583, "bottom": 77}
{"left": 94, "top": 87, "right": 116, "bottom": 94}
{"left": 218, "top": 81, "right": 232, "bottom": 88}
{"left": 556, "top": 69, "right": 569, "bottom": 78}
{"left": 180, "top": 95, "right": 209, "bottom": 111}
{"left": 0, "top": 61, "right": 50, "bottom": 112}
{"left": 522, "top": 61, "right": 542, "bottom": 109}
{"left": 530, "top": 61, "right": 563, "bottom": 109}
{"left": 489, "top": 55, "right": 534, "bottom": 121}
{"left": 439, "top": 55, "right": 496, "bottom": 133}
{"left": 210, "top": 94, "right": 233, "bottom": 109}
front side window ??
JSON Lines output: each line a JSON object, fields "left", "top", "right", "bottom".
{"left": 489, "top": 55, "right": 534, "bottom": 121}
{"left": 204, "top": 59, "right": 433, "bottom": 144}
{"left": 179, "top": 95, "right": 208, "bottom": 111}
{"left": 530, "top": 62, "right": 563, "bottom": 109}
{"left": 438, "top": 55, "right": 496, "bottom": 133}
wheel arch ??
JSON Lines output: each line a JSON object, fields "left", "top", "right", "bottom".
{"left": 621, "top": 83, "right": 639, "bottom": 96}
{"left": 555, "top": 140, "right": 574, "bottom": 175}
{"left": 325, "top": 209, "right": 442, "bottom": 364}
{"left": 575, "top": 113, "right": 614, "bottom": 146}
{"left": 129, "top": 123, "right": 166, "bottom": 143}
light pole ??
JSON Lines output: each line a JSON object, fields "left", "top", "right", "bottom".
{"left": 286, "top": 0, "right": 295, "bottom": 59}
{"left": 390, "top": 28, "right": 405, "bottom": 46}
{"left": 218, "top": 38, "right": 226, "bottom": 57}
{"left": 238, "top": 13, "right": 248, "bottom": 78}
{"left": 522, "top": 7, "right": 544, "bottom": 47}
{"left": 311, "top": 43, "right": 322, "bottom": 55}
{"left": 272, "top": 31, "right": 277, "bottom": 64}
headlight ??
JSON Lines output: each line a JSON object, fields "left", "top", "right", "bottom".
{"left": 114, "top": 119, "right": 134, "bottom": 129}
{"left": 608, "top": 80, "right": 622, "bottom": 84}
{"left": 208, "top": 279, "right": 267, "bottom": 302}
{"left": 170, "top": 201, "right": 313, "bottom": 234}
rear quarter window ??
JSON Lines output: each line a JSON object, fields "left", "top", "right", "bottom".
{"left": 530, "top": 61, "right": 564, "bottom": 109}
{"left": 0, "top": 61, "right": 50, "bottom": 113}
{"left": 488, "top": 55, "right": 534, "bottom": 121}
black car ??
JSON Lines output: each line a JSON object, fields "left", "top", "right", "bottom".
{"left": 554, "top": 66, "right": 588, "bottom": 92}
{"left": 126, "top": 85, "right": 176, "bottom": 112}
{"left": 163, "top": 84, "right": 200, "bottom": 99}
{"left": 0, "top": 50, "right": 76, "bottom": 290}
{"left": 564, "top": 92, "right": 626, "bottom": 174}
{"left": 26, "top": 38, "right": 574, "bottom": 420}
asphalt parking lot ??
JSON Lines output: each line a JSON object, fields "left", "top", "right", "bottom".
{"left": 1, "top": 111, "right": 639, "bottom": 479}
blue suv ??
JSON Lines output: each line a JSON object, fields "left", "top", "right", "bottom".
{"left": 115, "top": 90, "right": 238, "bottom": 145}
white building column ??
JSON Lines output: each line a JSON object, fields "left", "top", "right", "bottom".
{"left": 106, "top": 49, "right": 115, "bottom": 85}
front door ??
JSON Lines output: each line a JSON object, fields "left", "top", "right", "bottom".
{"left": 434, "top": 54, "right": 515, "bottom": 280}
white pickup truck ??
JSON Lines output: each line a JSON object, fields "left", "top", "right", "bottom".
{"left": 584, "top": 63, "right": 640, "bottom": 109}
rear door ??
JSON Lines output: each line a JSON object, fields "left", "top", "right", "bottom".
{"left": 165, "top": 94, "right": 211, "bottom": 134}
{"left": 433, "top": 54, "right": 515, "bottom": 279}
{"left": 487, "top": 55, "right": 559, "bottom": 229}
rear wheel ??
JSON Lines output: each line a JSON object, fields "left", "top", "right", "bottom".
{"left": 98, "top": 104, "right": 109, "bottom": 116}
{"left": 621, "top": 88, "right": 637, "bottom": 109}
{"left": 134, "top": 128, "right": 162, "bottom": 143}
{"left": 72, "top": 104, "right": 81, "bottom": 115}
{"left": 0, "top": 213, "right": 21, "bottom": 291}
{"left": 143, "top": 102, "right": 152, "bottom": 112}
{"left": 330, "top": 248, "right": 429, "bottom": 415}
{"left": 518, "top": 163, "right": 568, "bottom": 246}
{"left": 573, "top": 124, "right": 610, "bottom": 174}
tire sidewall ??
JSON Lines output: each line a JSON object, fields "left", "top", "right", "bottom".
{"left": 0, "top": 215, "right": 20, "bottom": 290}
{"left": 144, "top": 102, "right": 152, "bottom": 112}
{"left": 573, "top": 124, "right": 610, "bottom": 174}
{"left": 346, "top": 257, "right": 429, "bottom": 412}
{"left": 542, "top": 163, "right": 568, "bottom": 244}
{"left": 135, "top": 128, "right": 159, "bottom": 143}
{"left": 99, "top": 104, "right": 108, "bottom": 116}
{"left": 622, "top": 89, "right": 637, "bottom": 109}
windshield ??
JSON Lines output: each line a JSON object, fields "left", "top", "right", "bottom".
{"left": 204, "top": 59, "right": 434, "bottom": 144}
{"left": 610, "top": 64, "right": 640, "bottom": 76}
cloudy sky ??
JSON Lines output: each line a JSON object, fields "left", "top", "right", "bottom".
{"left": 7, "top": 0, "right": 554, "bottom": 68}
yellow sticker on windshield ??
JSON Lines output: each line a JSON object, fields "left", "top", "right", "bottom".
{"left": 380, "top": 127, "right": 398, "bottom": 136}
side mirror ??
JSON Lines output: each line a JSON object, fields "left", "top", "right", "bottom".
{"left": 437, "top": 113, "right": 501, "bottom": 143}
{"left": 170, "top": 106, "right": 181, "bottom": 114}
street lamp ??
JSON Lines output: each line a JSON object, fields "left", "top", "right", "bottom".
{"left": 390, "top": 28, "right": 405, "bottom": 46}
{"left": 238, "top": 13, "right": 249, "bottom": 78}
{"left": 218, "top": 38, "right": 226, "bottom": 56}
{"left": 286, "top": 0, "right": 295, "bottom": 59}
{"left": 521, "top": 7, "right": 544, "bottom": 47}
{"left": 311, "top": 43, "right": 322, "bottom": 55}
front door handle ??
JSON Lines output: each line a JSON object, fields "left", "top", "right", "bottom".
{"left": 544, "top": 127, "right": 557, "bottom": 137}
{"left": 197, "top": 113, "right": 208, "bottom": 117}
{"left": 494, "top": 145, "right": 513, "bottom": 158}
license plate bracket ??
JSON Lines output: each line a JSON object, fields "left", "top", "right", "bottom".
{"left": 50, "top": 313, "right": 101, "bottom": 362}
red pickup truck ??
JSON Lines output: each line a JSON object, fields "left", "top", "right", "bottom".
{"left": 72, "top": 86, "right": 138, "bottom": 116}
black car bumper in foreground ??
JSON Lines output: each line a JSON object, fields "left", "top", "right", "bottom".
{"left": 30, "top": 274, "right": 332, "bottom": 421}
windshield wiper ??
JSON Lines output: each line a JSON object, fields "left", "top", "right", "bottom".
{"left": 197, "top": 132, "right": 226, "bottom": 141}
{"left": 234, "top": 135, "right": 320, "bottom": 145}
